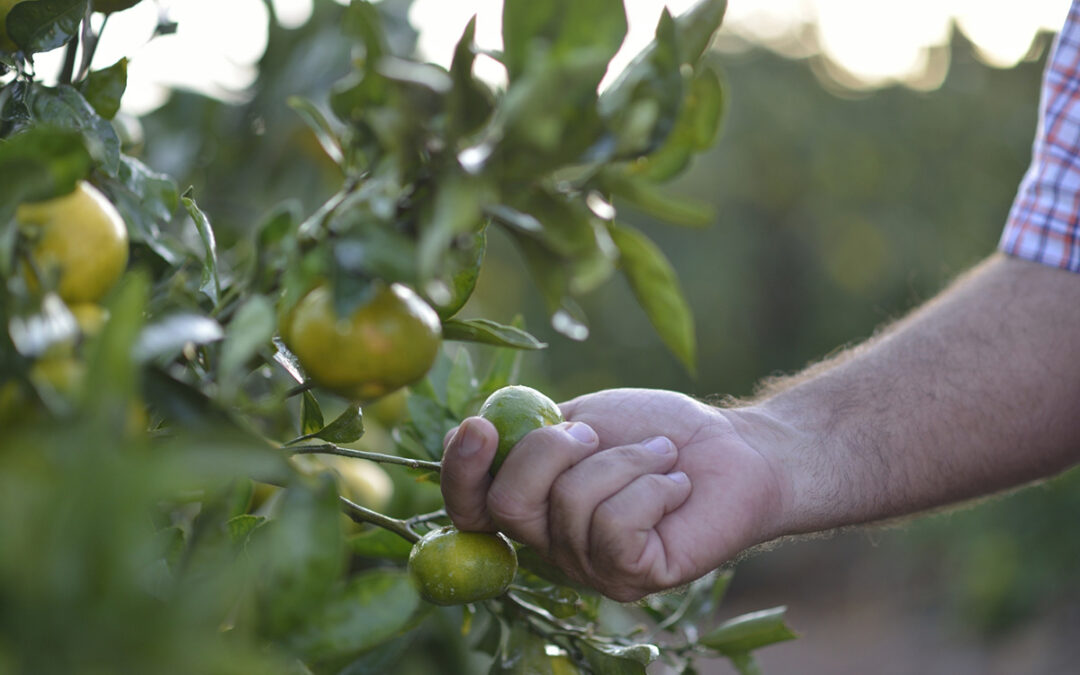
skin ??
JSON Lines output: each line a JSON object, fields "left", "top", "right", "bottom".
{"left": 441, "top": 253, "right": 1080, "bottom": 602}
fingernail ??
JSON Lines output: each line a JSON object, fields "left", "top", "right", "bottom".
{"left": 643, "top": 436, "right": 674, "bottom": 454}
{"left": 667, "top": 471, "right": 689, "bottom": 484}
{"left": 565, "top": 422, "right": 597, "bottom": 444}
{"left": 458, "top": 422, "right": 483, "bottom": 456}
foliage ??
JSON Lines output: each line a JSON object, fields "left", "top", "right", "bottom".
{"left": 0, "top": 0, "right": 797, "bottom": 673}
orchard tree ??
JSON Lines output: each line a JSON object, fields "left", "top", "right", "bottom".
{"left": 0, "top": 0, "right": 797, "bottom": 672}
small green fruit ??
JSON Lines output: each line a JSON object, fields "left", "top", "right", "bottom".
{"left": 478, "top": 385, "right": 563, "bottom": 475}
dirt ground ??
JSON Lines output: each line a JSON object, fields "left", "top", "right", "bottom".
{"left": 678, "top": 530, "right": 1080, "bottom": 675}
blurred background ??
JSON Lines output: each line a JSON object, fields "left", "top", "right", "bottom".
{"left": 42, "top": 0, "right": 1080, "bottom": 671}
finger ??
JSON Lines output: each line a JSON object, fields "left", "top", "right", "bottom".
{"left": 440, "top": 417, "right": 499, "bottom": 531}
{"left": 486, "top": 421, "right": 599, "bottom": 553}
{"left": 548, "top": 436, "right": 679, "bottom": 577}
{"left": 589, "top": 471, "right": 693, "bottom": 601}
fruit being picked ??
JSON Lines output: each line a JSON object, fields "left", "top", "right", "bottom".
{"left": 478, "top": 385, "right": 564, "bottom": 475}
{"left": 281, "top": 282, "right": 441, "bottom": 402}
{"left": 407, "top": 525, "right": 517, "bottom": 606}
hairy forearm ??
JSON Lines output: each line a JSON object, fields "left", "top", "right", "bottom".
{"left": 727, "top": 253, "right": 1080, "bottom": 536}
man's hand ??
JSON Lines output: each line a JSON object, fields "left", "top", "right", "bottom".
{"left": 440, "top": 388, "right": 786, "bottom": 602}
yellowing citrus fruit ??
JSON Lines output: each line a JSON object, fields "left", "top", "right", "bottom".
{"left": 17, "top": 181, "right": 129, "bottom": 304}
{"left": 478, "top": 385, "right": 563, "bottom": 475}
{"left": 407, "top": 526, "right": 517, "bottom": 605}
{"left": 282, "top": 282, "right": 441, "bottom": 402}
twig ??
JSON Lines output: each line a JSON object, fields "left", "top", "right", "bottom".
{"left": 339, "top": 495, "right": 419, "bottom": 543}
{"left": 405, "top": 508, "right": 448, "bottom": 534}
{"left": 290, "top": 443, "right": 441, "bottom": 473}
{"left": 284, "top": 380, "right": 314, "bottom": 397}
{"left": 58, "top": 34, "right": 78, "bottom": 85}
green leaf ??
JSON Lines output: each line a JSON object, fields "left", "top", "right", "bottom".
{"left": 301, "top": 391, "right": 325, "bottom": 436}
{"left": 133, "top": 313, "right": 224, "bottom": 363}
{"left": 219, "top": 295, "right": 275, "bottom": 392}
{"left": 288, "top": 95, "right": 343, "bottom": 167}
{"left": 445, "top": 347, "right": 476, "bottom": 418}
{"left": 181, "top": 193, "right": 222, "bottom": 305}
{"left": 285, "top": 568, "right": 424, "bottom": 666}
{"left": 99, "top": 155, "right": 182, "bottom": 263}
{"left": 418, "top": 171, "right": 487, "bottom": 282}
{"left": 577, "top": 641, "right": 657, "bottom": 674}
{"left": 478, "top": 318, "right": 525, "bottom": 396}
{"left": 489, "top": 623, "right": 553, "bottom": 674}
{"left": 674, "top": 0, "right": 728, "bottom": 64}
{"left": 447, "top": 16, "right": 494, "bottom": 139}
{"left": 6, "top": 0, "right": 87, "bottom": 55}
{"left": 226, "top": 514, "right": 267, "bottom": 547}
{"left": 309, "top": 404, "right": 365, "bottom": 444}
{"left": 442, "top": 318, "right": 546, "bottom": 351}
{"left": 29, "top": 84, "right": 120, "bottom": 175}
{"left": 501, "top": 0, "right": 626, "bottom": 84}
{"left": 255, "top": 473, "right": 346, "bottom": 639}
{"left": 347, "top": 527, "right": 413, "bottom": 561}
{"left": 78, "top": 57, "right": 127, "bottom": 119}
{"left": 599, "top": 168, "right": 714, "bottom": 227}
{"left": 0, "top": 126, "right": 90, "bottom": 219}
{"left": 698, "top": 606, "right": 798, "bottom": 656}
{"left": 403, "top": 393, "right": 453, "bottom": 461}
{"left": 631, "top": 68, "right": 725, "bottom": 183}
{"left": 608, "top": 223, "right": 696, "bottom": 375}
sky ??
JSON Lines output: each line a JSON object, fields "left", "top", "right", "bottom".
{"left": 27, "top": 0, "right": 1075, "bottom": 114}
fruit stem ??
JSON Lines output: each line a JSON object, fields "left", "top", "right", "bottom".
{"left": 404, "top": 508, "right": 447, "bottom": 534}
{"left": 290, "top": 443, "right": 442, "bottom": 473}
{"left": 339, "top": 495, "right": 420, "bottom": 543}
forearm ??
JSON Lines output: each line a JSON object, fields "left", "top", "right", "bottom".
{"left": 727, "top": 253, "right": 1080, "bottom": 536}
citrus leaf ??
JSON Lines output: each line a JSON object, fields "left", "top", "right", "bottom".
{"left": 133, "top": 313, "right": 224, "bottom": 363}
{"left": 181, "top": 192, "right": 221, "bottom": 305}
{"left": 78, "top": 58, "right": 127, "bottom": 120}
{"left": 609, "top": 223, "right": 696, "bottom": 375}
{"left": 255, "top": 473, "right": 346, "bottom": 639}
{"left": 501, "top": 0, "right": 626, "bottom": 85}
{"left": 698, "top": 606, "right": 798, "bottom": 656}
{"left": 310, "top": 404, "right": 365, "bottom": 444}
{"left": 287, "top": 95, "right": 343, "bottom": 167}
{"left": 219, "top": 295, "right": 275, "bottom": 392}
{"left": 6, "top": 0, "right": 87, "bottom": 55}
{"left": 301, "top": 391, "right": 325, "bottom": 436}
{"left": 0, "top": 126, "right": 90, "bottom": 222}
{"left": 347, "top": 527, "right": 413, "bottom": 561}
{"left": 600, "top": 168, "right": 714, "bottom": 227}
{"left": 284, "top": 568, "right": 424, "bottom": 665}
{"left": 445, "top": 347, "right": 476, "bottom": 417}
{"left": 30, "top": 84, "right": 120, "bottom": 175}
{"left": 442, "top": 318, "right": 546, "bottom": 350}
{"left": 578, "top": 641, "right": 657, "bottom": 674}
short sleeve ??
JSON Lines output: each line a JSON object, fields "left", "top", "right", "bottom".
{"left": 1000, "top": 0, "right": 1080, "bottom": 271}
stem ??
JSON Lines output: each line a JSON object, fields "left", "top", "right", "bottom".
{"left": 339, "top": 496, "right": 419, "bottom": 543}
{"left": 290, "top": 443, "right": 442, "bottom": 473}
{"left": 405, "top": 508, "right": 448, "bottom": 535}
{"left": 284, "top": 381, "right": 314, "bottom": 397}
{"left": 729, "top": 653, "right": 763, "bottom": 675}
{"left": 75, "top": 9, "right": 103, "bottom": 82}
{"left": 58, "top": 35, "right": 79, "bottom": 85}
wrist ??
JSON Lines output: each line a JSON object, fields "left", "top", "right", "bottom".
{"left": 717, "top": 403, "right": 823, "bottom": 538}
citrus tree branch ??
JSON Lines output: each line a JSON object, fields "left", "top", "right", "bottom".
{"left": 339, "top": 495, "right": 420, "bottom": 543}
{"left": 290, "top": 443, "right": 442, "bottom": 473}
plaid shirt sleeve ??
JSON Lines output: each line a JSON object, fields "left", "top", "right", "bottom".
{"left": 1000, "top": 0, "right": 1080, "bottom": 270}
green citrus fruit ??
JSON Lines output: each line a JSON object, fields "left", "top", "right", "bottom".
{"left": 17, "top": 181, "right": 129, "bottom": 304}
{"left": 478, "top": 385, "right": 563, "bottom": 475}
{"left": 282, "top": 282, "right": 441, "bottom": 402}
{"left": 407, "top": 525, "right": 517, "bottom": 605}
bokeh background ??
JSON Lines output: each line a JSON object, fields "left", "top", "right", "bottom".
{"left": 39, "top": 0, "right": 1080, "bottom": 672}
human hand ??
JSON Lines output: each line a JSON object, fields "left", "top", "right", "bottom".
{"left": 440, "top": 388, "right": 787, "bottom": 601}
